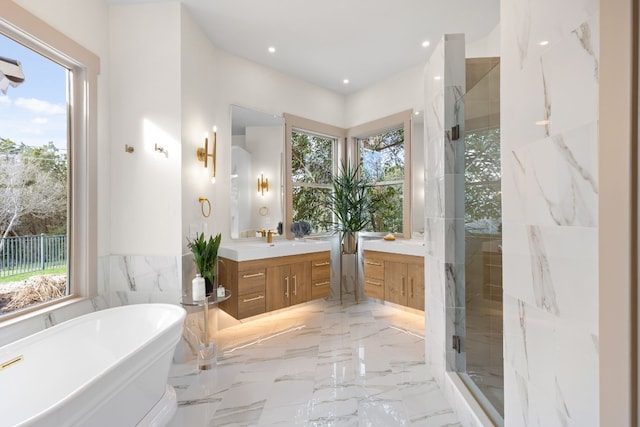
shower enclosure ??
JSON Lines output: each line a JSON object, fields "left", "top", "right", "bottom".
{"left": 456, "top": 57, "right": 503, "bottom": 422}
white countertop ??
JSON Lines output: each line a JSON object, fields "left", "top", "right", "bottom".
{"left": 362, "top": 238, "right": 426, "bottom": 257}
{"left": 219, "top": 238, "right": 331, "bottom": 262}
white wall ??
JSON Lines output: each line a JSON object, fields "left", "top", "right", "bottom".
{"left": 110, "top": 2, "right": 183, "bottom": 256}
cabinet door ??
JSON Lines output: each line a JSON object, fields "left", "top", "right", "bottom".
{"left": 363, "top": 254, "right": 385, "bottom": 299}
{"left": 384, "top": 261, "right": 407, "bottom": 306}
{"left": 311, "top": 257, "right": 331, "bottom": 299}
{"left": 266, "top": 265, "right": 289, "bottom": 312}
{"left": 289, "top": 262, "right": 309, "bottom": 306}
{"left": 407, "top": 262, "right": 425, "bottom": 311}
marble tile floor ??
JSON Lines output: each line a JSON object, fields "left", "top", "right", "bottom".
{"left": 167, "top": 299, "right": 461, "bottom": 426}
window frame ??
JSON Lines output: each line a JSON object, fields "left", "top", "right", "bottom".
{"left": 284, "top": 113, "right": 345, "bottom": 239}
{"left": 348, "top": 110, "right": 412, "bottom": 239}
{"left": 0, "top": 2, "right": 99, "bottom": 322}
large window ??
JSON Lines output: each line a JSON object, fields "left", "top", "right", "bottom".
{"left": 358, "top": 127, "right": 405, "bottom": 233}
{"left": 350, "top": 110, "right": 412, "bottom": 237}
{"left": 285, "top": 111, "right": 411, "bottom": 239}
{"left": 291, "top": 129, "right": 335, "bottom": 233}
{"left": 0, "top": 2, "right": 99, "bottom": 320}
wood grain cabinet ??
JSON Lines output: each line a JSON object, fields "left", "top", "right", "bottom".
{"left": 364, "top": 250, "right": 424, "bottom": 311}
{"left": 311, "top": 256, "right": 331, "bottom": 299}
{"left": 219, "top": 251, "right": 330, "bottom": 320}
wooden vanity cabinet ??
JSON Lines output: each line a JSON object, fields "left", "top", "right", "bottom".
{"left": 219, "top": 251, "right": 330, "bottom": 319}
{"left": 218, "top": 258, "right": 266, "bottom": 319}
{"left": 364, "top": 250, "right": 424, "bottom": 311}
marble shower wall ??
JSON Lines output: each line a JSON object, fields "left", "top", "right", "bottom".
{"left": 501, "top": 0, "right": 599, "bottom": 425}
{"left": 423, "top": 34, "right": 466, "bottom": 388}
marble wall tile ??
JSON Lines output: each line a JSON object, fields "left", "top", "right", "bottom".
{"left": 501, "top": 0, "right": 599, "bottom": 424}
{"left": 108, "top": 254, "right": 181, "bottom": 305}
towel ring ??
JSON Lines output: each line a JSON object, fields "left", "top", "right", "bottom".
{"left": 259, "top": 206, "right": 269, "bottom": 216}
{"left": 199, "top": 197, "right": 211, "bottom": 218}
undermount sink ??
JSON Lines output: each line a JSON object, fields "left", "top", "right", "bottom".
{"left": 219, "top": 238, "right": 331, "bottom": 261}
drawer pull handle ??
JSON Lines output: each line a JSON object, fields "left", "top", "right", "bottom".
{"left": 314, "top": 261, "right": 330, "bottom": 267}
{"left": 242, "top": 272, "right": 265, "bottom": 279}
{"left": 314, "top": 281, "right": 330, "bottom": 287}
{"left": 365, "top": 280, "right": 382, "bottom": 287}
{"left": 293, "top": 275, "right": 297, "bottom": 296}
{"left": 285, "top": 276, "right": 289, "bottom": 298}
{"left": 242, "top": 295, "right": 265, "bottom": 303}
{"left": 365, "top": 261, "right": 382, "bottom": 266}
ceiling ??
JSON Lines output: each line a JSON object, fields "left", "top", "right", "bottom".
{"left": 104, "top": 0, "right": 500, "bottom": 95}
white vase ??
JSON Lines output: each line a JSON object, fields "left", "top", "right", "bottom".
{"left": 192, "top": 274, "right": 205, "bottom": 301}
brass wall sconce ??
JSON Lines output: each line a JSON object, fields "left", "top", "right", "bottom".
{"left": 197, "top": 127, "right": 217, "bottom": 183}
{"left": 257, "top": 173, "right": 269, "bottom": 196}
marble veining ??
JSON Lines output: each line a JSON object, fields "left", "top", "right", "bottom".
{"left": 167, "top": 299, "right": 460, "bottom": 426}
{"left": 572, "top": 22, "right": 598, "bottom": 81}
{"left": 527, "top": 225, "right": 559, "bottom": 315}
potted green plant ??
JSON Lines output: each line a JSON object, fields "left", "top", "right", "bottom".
{"left": 326, "top": 162, "right": 372, "bottom": 254}
{"left": 187, "top": 232, "right": 222, "bottom": 295}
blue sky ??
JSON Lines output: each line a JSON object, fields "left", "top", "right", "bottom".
{"left": 0, "top": 34, "right": 67, "bottom": 151}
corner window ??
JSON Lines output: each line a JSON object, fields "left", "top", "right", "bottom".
{"left": 0, "top": 3, "right": 99, "bottom": 320}
{"left": 284, "top": 111, "right": 412, "bottom": 239}
{"left": 358, "top": 127, "right": 405, "bottom": 233}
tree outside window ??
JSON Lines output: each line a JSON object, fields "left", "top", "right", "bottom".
{"left": 359, "top": 128, "right": 405, "bottom": 233}
{"left": 291, "top": 130, "right": 334, "bottom": 233}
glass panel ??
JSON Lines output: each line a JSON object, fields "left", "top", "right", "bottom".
{"left": 0, "top": 34, "right": 70, "bottom": 315}
{"left": 359, "top": 127, "right": 404, "bottom": 233}
{"left": 291, "top": 130, "right": 333, "bottom": 184}
{"left": 458, "top": 58, "right": 503, "bottom": 421}
{"left": 292, "top": 186, "right": 332, "bottom": 233}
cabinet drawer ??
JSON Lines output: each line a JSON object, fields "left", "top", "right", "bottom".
{"left": 238, "top": 291, "right": 265, "bottom": 318}
{"left": 311, "top": 278, "right": 331, "bottom": 299}
{"left": 311, "top": 258, "right": 331, "bottom": 280}
{"left": 364, "top": 258, "right": 384, "bottom": 279}
{"left": 364, "top": 277, "right": 384, "bottom": 299}
{"left": 238, "top": 268, "right": 266, "bottom": 295}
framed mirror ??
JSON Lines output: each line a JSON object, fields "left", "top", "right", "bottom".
{"left": 230, "top": 105, "right": 284, "bottom": 239}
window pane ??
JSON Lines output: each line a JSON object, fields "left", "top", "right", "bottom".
{"left": 359, "top": 127, "right": 404, "bottom": 233}
{"left": 360, "top": 128, "right": 404, "bottom": 182}
{"left": 0, "top": 34, "right": 69, "bottom": 316}
{"left": 292, "top": 131, "right": 333, "bottom": 184}
{"left": 367, "top": 183, "right": 404, "bottom": 233}
{"left": 292, "top": 186, "right": 333, "bottom": 233}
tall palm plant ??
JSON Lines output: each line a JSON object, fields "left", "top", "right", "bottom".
{"left": 326, "top": 162, "right": 372, "bottom": 253}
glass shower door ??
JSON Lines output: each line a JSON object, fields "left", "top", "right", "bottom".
{"left": 458, "top": 58, "right": 503, "bottom": 422}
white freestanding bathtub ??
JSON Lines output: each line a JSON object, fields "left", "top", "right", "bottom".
{"left": 0, "top": 303, "right": 186, "bottom": 427}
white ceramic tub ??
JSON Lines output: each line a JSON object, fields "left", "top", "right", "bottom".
{"left": 0, "top": 303, "right": 186, "bottom": 427}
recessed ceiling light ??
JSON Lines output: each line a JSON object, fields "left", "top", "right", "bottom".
{"left": 414, "top": 111, "right": 421, "bottom": 116}
{"left": 268, "top": 46, "right": 276, "bottom": 53}
{"left": 539, "top": 41, "right": 549, "bottom": 46}
{"left": 422, "top": 40, "right": 430, "bottom": 48}
{"left": 535, "top": 119, "right": 549, "bottom": 126}
{"left": 343, "top": 79, "right": 349, "bottom": 84}
{"left": 434, "top": 76, "right": 441, "bottom": 80}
